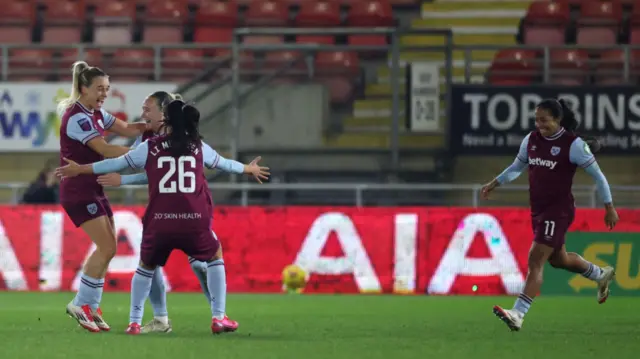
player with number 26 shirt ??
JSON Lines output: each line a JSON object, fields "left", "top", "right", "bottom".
{"left": 56, "top": 100, "right": 270, "bottom": 335}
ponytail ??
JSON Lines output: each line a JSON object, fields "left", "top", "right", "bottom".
{"left": 57, "top": 61, "right": 88, "bottom": 116}
{"left": 557, "top": 99, "right": 601, "bottom": 153}
{"left": 57, "top": 61, "right": 108, "bottom": 116}
{"left": 164, "top": 100, "right": 202, "bottom": 157}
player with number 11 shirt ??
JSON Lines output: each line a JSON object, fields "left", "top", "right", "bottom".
{"left": 481, "top": 98, "right": 619, "bottom": 332}
{"left": 56, "top": 100, "right": 270, "bottom": 334}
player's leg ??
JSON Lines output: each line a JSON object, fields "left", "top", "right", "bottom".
{"left": 66, "top": 211, "right": 117, "bottom": 333}
{"left": 188, "top": 256, "right": 212, "bottom": 303}
{"left": 128, "top": 235, "right": 170, "bottom": 335}
{"left": 127, "top": 260, "right": 158, "bottom": 335}
{"left": 494, "top": 214, "right": 563, "bottom": 332}
{"left": 142, "top": 269, "right": 172, "bottom": 333}
{"left": 87, "top": 210, "right": 117, "bottom": 331}
{"left": 206, "top": 244, "right": 238, "bottom": 334}
{"left": 548, "top": 245, "right": 615, "bottom": 304}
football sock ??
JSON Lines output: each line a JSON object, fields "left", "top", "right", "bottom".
{"left": 130, "top": 267, "right": 154, "bottom": 325}
{"left": 148, "top": 268, "right": 168, "bottom": 317}
{"left": 513, "top": 293, "right": 533, "bottom": 315}
{"left": 582, "top": 262, "right": 603, "bottom": 281}
{"left": 206, "top": 259, "right": 227, "bottom": 319}
{"left": 73, "top": 273, "right": 104, "bottom": 311}
{"left": 189, "top": 257, "right": 212, "bottom": 303}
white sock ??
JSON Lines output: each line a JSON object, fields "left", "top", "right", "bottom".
{"left": 582, "top": 263, "right": 603, "bottom": 281}
{"left": 206, "top": 259, "right": 227, "bottom": 319}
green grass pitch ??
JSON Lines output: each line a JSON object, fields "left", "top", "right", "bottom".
{"left": 0, "top": 292, "right": 638, "bottom": 359}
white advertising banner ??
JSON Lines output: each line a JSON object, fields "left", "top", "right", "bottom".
{"left": 0, "top": 83, "right": 176, "bottom": 152}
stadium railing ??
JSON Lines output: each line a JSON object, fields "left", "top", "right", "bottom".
{"left": 1, "top": 182, "right": 639, "bottom": 208}
{"left": 0, "top": 27, "right": 453, "bottom": 169}
{"left": 452, "top": 44, "right": 638, "bottom": 83}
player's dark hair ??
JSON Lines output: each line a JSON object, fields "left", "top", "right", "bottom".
{"left": 164, "top": 100, "right": 202, "bottom": 157}
{"left": 149, "top": 91, "right": 183, "bottom": 110}
{"left": 537, "top": 98, "right": 602, "bottom": 153}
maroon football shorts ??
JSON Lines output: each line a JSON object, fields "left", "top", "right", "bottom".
{"left": 61, "top": 196, "right": 113, "bottom": 227}
{"left": 140, "top": 230, "right": 220, "bottom": 267}
{"left": 531, "top": 212, "right": 575, "bottom": 251}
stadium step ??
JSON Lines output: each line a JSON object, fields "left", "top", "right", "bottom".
{"left": 375, "top": 65, "right": 488, "bottom": 84}
{"left": 412, "top": 17, "right": 522, "bottom": 28}
{"left": 421, "top": 1, "right": 530, "bottom": 13}
{"left": 401, "top": 33, "right": 516, "bottom": 46}
{"left": 324, "top": 132, "right": 445, "bottom": 149}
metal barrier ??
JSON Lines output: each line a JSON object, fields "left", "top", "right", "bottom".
{"left": 2, "top": 182, "right": 639, "bottom": 208}
{"left": 0, "top": 29, "right": 454, "bottom": 172}
{"left": 455, "top": 45, "right": 639, "bottom": 84}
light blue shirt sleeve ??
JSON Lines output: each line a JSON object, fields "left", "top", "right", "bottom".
{"left": 92, "top": 141, "right": 149, "bottom": 174}
{"left": 120, "top": 173, "right": 148, "bottom": 185}
{"left": 570, "top": 138, "right": 612, "bottom": 204}
{"left": 201, "top": 142, "right": 244, "bottom": 174}
{"left": 99, "top": 108, "right": 116, "bottom": 130}
{"left": 496, "top": 133, "right": 530, "bottom": 185}
{"left": 66, "top": 113, "right": 101, "bottom": 145}
{"left": 131, "top": 135, "right": 143, "bottom": 149}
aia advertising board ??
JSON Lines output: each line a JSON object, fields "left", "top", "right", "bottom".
{"left": 0, "top": 206, "right": 639, "bottom": 296}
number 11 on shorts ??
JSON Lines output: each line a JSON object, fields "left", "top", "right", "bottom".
{"left": 544, "top": 220, "right": 555, "bottom": 236}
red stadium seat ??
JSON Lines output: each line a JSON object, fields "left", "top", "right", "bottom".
{"left": 347, "top": 0, "right": 394, "bottom": 27}
{"left": 57, "top": 49, "right": 105, "bottom": 80}
{"left": 487, "top": 49, "right": 539, "bottom": 84}
{"left": 295, "top": 0, "right": 341, "bottom": 27}
{"left": 143, "top": 0, "right": 187, "bottom": 43}
{"left": 244, "top": 0, "right": 289, "bottom": 26}
{"left": 42, "top": 0, "right": 85, "bottom": 44}
{"left": 316, "top": 52, "right": 360, "bottom": 104}
{"left": 111, "top": 48, "right": 155, "bottom": 81}
{"left": 576, "top": 1, "right": 621, "bottom": 46}
{"left": 94, "top": 1, "right": 135, "bottom": 45}
{"left": 549, "top": 49, "right": 589, "bottom": 85}
{"left": 195, "top": 0, "right": 239, "bottom": 26}
{"left": 162, "top": 49, "right": 205, "bottom": 82}
{"left": 523, "top": 1, "right": 570, "bottom": 45}
{"left": 594, "top": 49, "right": 635, "bottom": 84}
{"left": 9, "top": 49, "right": 54, "bottom": 81}
{"left": 0, "top": 0, "right": 35, "bottom": 44}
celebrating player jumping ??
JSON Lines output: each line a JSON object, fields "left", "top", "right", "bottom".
{"left": 481, "top": 98, "right": 619, "bottom": 332}
{"left": 57, "top": 61, "right": 149, "bottom": 332}
{"left": 56, "top": 100, "right": 269, "bottom": 335}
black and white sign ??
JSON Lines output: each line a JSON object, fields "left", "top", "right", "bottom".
{"left": 407, "top": 63, "right": 440, "bottom": 132}
{"left": 449, "top": 85, "right": 640, "bottom": 154}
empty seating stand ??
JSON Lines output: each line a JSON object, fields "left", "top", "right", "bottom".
{"left": 494, "top": 0, "right": 639, "bottom": 85}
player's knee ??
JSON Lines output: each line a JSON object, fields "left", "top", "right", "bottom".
{"left": 97, "top": 242, "right": 117, "bottom": 261}
{"left": 548, "top": 256, "right": 565, "bottom": 269}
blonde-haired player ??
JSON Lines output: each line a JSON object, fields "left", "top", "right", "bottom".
{"left": 58, "top": 61, "right": 149, "bottom": 332}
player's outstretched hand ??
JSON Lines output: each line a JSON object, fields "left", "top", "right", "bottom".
{"left": 55, "top": 158, "right": 82, "bottom": 179}
{"left": 130, "top": 122, "right": 150, "bottom": 134}
{"left": 604, "top": 205, "right": 619, "bottom": 230}
{"left": 480, "top": 179, "right": 499, "bottom": 200}
{"left": 97, "top": 173, "right": 122, "bottom": 187}
{"left": 245, "top": 156, "right": 270, "bottom": 184}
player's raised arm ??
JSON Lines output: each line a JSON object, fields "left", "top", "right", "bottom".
{"left": 569, "top": 137, "right": 618, "bottom": 229}
{"left": 65, "top": 112, "right": 132, "bottom": 158}
{"left": 103, "top": 109, "right": 150, "bottom": 138}
{"left": 56, "top": 141, "right": 149, "bottom": 179}
{"left": 201, "top": 142, "right": 270, "bottom": 183}
{"left": 481, "top": 133, "right": 530, "bottom": 199}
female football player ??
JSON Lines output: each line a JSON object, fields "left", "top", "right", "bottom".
{"left": 57, "top": 61, "right": 150, "bottom": 332}
{"left": 56, "top": 100, "right": 269, "bottom": 335}
{"left": 97, "top": 91, "right": 241, "bottom": 333}
{"left": 482, "top": 98, "right": 618, "bottom": 332}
